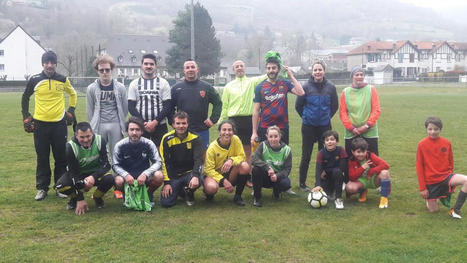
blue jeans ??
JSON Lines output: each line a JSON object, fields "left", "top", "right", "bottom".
{"left": 197, "top": 129, "right": 210, "bottom": 149}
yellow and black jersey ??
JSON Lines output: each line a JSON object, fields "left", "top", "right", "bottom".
{"left": 21, "top": 71, "right": 77, "bottom": 122}
{"left": 159, "top": 130, "right": 203, "bottom": 181}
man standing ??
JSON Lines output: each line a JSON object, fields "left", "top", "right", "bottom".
{"left": 86, "top": 54, "right": 128, "bottom": 157}
{"left": 128, "top": 54, "right": 171, "bottom": 147}
{"left": 171, "top": 60, "right": 222, "bottom": 148}
{"left": 55, "top": 122, "right": 114, "bottom": 215}
{"left": 220, "top": 60, "right": 267, "bottom": 163}
{"left": 160, "top": 111, "right": 203, "bottom": 207}
{"left": 113, "top": 117, "right": 164, "bottom": 204}
{"left": 251, "top": 57, "right": 304, "bottom": 145}
{"left": 21, "top": 50, "right": 77, "bottom": 201}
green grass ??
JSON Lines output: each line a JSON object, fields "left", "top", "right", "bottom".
{"left": 1, "top": 84, "right": 466, "bottom": 262}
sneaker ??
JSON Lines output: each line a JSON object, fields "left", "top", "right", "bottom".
{"left": 184, "top": 187, "right": 195, "bottom": 206}
{"left": 358, "top": 189, "right": 368, "bottom": 203}
{"left": 114, "top": 190, "right": 123, "bottom": 199}
{"left": 299, "top": 184, "right": 310, "bottom": 192}
{"left": 440, "top": 195, "right": 451, "bottom": 208}
{"left": 285, "top": 188, "right": 297, "bottom": 196}
{"left": 233, "top": 194, "right": 245, "bottom": 206}
{"left": 335, "top": 198, "right": 344, "bottom": 210}
{"left": 253, "top": 198, "right": 262, "bottom": 207}
{"left": 66, "top": 198, "right": 77, "bottom": 210}
{"left": 56, "top": 190, "right": 67, "bottom": 199}
{"left": 449, "top": 208, "right": 462, "bottom": 219}
{"left": 379, "top": 196, "right": 388, "bottom": 209}
{"left": 34, "top": 190, "right": 47, "bottom": 201}
{"left": 92, "top": 195, "right": 105, "bottom": 208}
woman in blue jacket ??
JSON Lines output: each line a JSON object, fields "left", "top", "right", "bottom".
{"left": 295, "top": 61, "right": 338, "bottom": 191}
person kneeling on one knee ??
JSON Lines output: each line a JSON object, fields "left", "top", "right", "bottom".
{"left": 54, "top": 122, "right": 114, "bottom": 215}
{"left": 345, "top": 137, "right": 391, "bottom": 209}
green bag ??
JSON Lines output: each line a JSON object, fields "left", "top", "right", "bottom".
{"left": 124, "top": 181, "right": 152, "bottom": 212}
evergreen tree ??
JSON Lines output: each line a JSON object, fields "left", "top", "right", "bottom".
{"left": 166, "top": 2, "right": 222, "bottom": 76}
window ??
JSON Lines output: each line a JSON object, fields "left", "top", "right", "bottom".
{"left": 409, "top": 54, "right": 415, "bottom": 63}
{"left": 0, "top": 64, "right": 4, "bottom": 71}
{"left": 0, "top": 50, "right": 4, "bottom": 56}
{"left": 398, "top": 53, "right": 403, "bottom": 63}
{"left": 447, "top": 54, "right": 451, "bottom": 62}
{"left": 118, "top": 56, "right": 123, "bottom": 63}
{"left": 131, "top": 56, "right": 137, "bottom": 63}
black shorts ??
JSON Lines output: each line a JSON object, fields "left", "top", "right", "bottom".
{"left": 229, "top": 116, "right": 252, "bottom": 145}
{"left": 426, "top": 174, "right": 455, "bottom": 200}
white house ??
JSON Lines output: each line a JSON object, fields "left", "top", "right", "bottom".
{"left": 0, "top": 25, "right": 46, "bottom": 80}
{"left": 346, "top": 40, "right": 465, "bottom": 80}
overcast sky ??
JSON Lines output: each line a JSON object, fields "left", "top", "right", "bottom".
{"left": 400, "top": 0, "right": 467, "bottom": 10}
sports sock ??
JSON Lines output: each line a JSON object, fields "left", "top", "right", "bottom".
{"left": 453, "top": 190, "right": 467, "bottom": 213}
{"left": 93, "top": 189, "right": 104, "bottom": 198}
{"left": 235, "top": 174, "right": 247, "bottom": 196}
{"left": 380, "top": 178, "right": 391, "bottom": 197}
{"left": 440, "top": 195, "right": 451, "bottom": 208}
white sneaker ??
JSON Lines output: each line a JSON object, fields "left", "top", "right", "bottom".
{"left": 335, "top": 198, "right": 344, "bottom": 210}
{"left": 285, "top": 188, "right": 297, "bottom": 195}
{"left": 34, "top": 190, "right": 47, "bottom": 201}
{"left": 449, "top": 209, "right": 462, "bottom": 219}
{"left": 56, "top": 190, "right": 67, "bottom": 198}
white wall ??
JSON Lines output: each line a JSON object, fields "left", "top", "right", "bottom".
{"left": 0, "top": 26, "right": 45, "bottom": 80}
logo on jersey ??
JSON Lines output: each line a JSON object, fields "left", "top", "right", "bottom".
{"left": 441, "top": 147, "right": 447, "bottom": 153}
{"left": 200, "top": 91, "right": 206, "bottom": 98}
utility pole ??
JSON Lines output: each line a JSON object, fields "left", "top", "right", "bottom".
{"left": 190, "top": 0, "right": 195, "bottom": 60}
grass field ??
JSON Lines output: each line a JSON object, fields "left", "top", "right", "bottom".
{"left": 1, "top": 84, "right": 466, "bottom": 262}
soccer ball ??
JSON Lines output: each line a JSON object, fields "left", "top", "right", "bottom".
{"left": 308, "top": 190, "right": 328, "bottom": 208}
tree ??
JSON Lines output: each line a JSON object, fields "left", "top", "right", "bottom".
{"left": 166, "top": 2, "right": 222, "bottom": 76}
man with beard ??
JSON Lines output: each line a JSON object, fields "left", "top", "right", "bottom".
{"left": 251, "top": 57, "right": 304, "bottom": 145}
{"left": 113, "top": 117, "right": 164, "bottom": 205}
{"left": 21, "top": 50, "right": 77, "bottom": 201}
{"left": 54, "top": 122, "right": 114, "bottom": 215}
{"left": 128, "top": 54, "right": 171, "bottom": 148}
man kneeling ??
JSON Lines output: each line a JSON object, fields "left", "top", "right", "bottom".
{"left": 160, "top": 111, "right": 203, "bottom": 207}
{"left": 55, "top": 122, "right": 114, "bottom": 215}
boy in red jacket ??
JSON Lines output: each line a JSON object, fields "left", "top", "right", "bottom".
{"left": 416, "top": 117, "right": 467, "bottom": 219}
{"left": 345, "top": 137, "right": 391, "bottom": 208}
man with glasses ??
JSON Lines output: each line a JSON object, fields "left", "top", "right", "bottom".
{"left": 87, "top": 54, "right": 128, "bottom": 199}
{"left": 128, "top": 54, "right": 171, "bottom": 148}
{"left": 86, "top": 54, "right": 128, "bottom": 159}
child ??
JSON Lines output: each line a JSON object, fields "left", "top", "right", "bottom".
{"left": 416, "top": 116, "right": 467, "bottom": 219}
{"left": 312, "top": 130, "right": 347, "bottom": 209}
{"left": 345, "top": 137, "right": 391, "bottom": 208}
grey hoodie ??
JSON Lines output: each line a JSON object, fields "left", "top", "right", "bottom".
{"left": 86, "top": 79, "right": 128, "bottom": 135}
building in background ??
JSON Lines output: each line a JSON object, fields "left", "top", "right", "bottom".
{"left": 0, "top": 25, "right": 46, "bottom": 80}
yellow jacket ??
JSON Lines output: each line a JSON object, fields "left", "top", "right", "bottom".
{"left": 204, "top": 135, "right": 246, "bottom": 182}
{"left": 22, "top": 71, "right": 77, "bottom": 122}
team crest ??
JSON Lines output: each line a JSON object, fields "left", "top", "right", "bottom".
{"left": 187, "top": 142, "right": 192, "bottom": 149}
{"left": 441, "top": 147, "right": 447, "bottom": 152}
{"left": 200, "top": 91, "right": 206, "bottom": 98}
